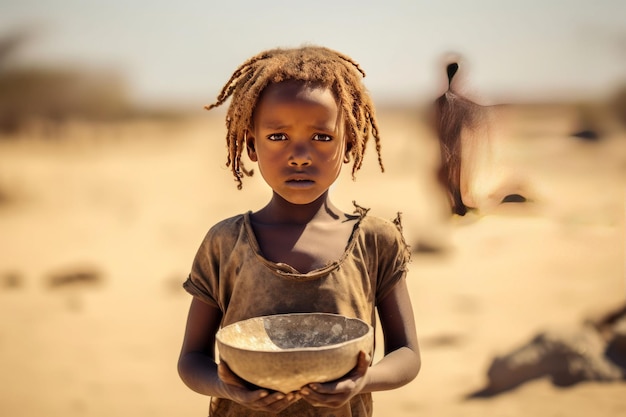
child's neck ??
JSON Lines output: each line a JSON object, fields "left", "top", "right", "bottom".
{"left": 249, "top": 191, "right": 359, "bottom": 273}
{"left": 254, "top": 191, "right": 342, "bottom": 225}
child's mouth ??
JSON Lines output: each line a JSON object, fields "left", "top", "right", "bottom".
{"left": 286, "top": 179, "right": 314, "bottom": 187}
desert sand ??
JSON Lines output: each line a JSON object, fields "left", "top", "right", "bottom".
{"left": 0, "top": 105, "right": 624, "bottom": 416}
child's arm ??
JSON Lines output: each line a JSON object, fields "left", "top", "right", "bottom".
{"left": 365, "top": 276, "right": 421, "bottom": 389}
{"left": 300, "top": 277, "right": 420, "bottom": 407}
{"left": 178, "top": 298, "right": 301, "bottom": 413}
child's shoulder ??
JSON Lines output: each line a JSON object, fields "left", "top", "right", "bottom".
{"left": 357, "top": 211, "right": 411, "bottom": 263}
{"left": 360, "top": 213, "right": 404, "bottom": 238}
{"left": 208, "top": 212, "right": 247, "bottom": 231}
{"left": 201, "top": 212, "right": 249, "bottom": 245}
{"left": 355, "top": 206, "right": 407, "bottom": 243}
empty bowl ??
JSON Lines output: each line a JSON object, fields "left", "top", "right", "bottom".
{"left": 216, "top": 312, "right": 374, "bottom": 393}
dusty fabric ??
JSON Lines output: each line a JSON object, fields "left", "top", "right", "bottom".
{"left": 209, "top": 394, "right": 372, "bottom": 417}
{"left": 183, "top": 209, "right": 410, "bottom": 417}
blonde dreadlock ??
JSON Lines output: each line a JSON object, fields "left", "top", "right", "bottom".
{"left": 205, "top": 45, "right": 384, "bottom": 189}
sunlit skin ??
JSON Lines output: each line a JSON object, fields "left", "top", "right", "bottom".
{"left": 247, "top": 80, "right": 348, "bottom": 207}
{"left": 243, "top": 80, "right": 358, "bottom": 274}
{"left": 178, "top": 80, "right": 420, "bottom": 414}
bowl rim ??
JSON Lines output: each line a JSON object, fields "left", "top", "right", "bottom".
{"left": 216, "top": 312, "right": 373, "bottom": 353}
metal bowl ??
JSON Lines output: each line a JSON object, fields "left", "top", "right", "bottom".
{"left": 216, "top": 313, "right": 374, "bottom": 393}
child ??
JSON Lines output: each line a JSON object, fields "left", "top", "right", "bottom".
{"left": 178, "top": 45, "right": 420, "bottom": 417}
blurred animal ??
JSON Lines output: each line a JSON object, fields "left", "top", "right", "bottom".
{"left": 469, "top": 302, "right": 626, "bottom": 397}
{"left": 433, "top": 59, "right": 534, "bottom": 215}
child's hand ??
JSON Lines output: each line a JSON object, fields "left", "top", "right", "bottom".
{"left": 217, "top": 362, "right": 301, "bottom": 413}
{"left": 299, "top": 350, "right": 370, "bottom": 408}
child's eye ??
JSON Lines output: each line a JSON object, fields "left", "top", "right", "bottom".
{"left": 313, "top": 133, "right": 332, "bottom": 142}
{"left": 267, "top": 133, "right": 287, "bottom": 141}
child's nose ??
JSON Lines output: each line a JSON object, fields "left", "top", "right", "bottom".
{"left": 289, "top": 143, "right": 312, "bottom": 166}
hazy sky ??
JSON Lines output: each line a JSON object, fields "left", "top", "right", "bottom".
{"left": 1, "top": 0, "right": 625, "bottom": 107}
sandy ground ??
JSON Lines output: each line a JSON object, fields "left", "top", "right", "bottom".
{"left": 0, "top": 106, "right": 624, "bottom": 417}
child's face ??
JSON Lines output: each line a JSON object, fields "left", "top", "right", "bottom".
{"left": 247, "top": 80, "right": 349, "bottom": 205}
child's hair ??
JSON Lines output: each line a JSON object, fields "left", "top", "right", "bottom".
{"left": 205, "top": 45, "right": 384, "bottom": 189}
{"left": 434, "top": 62, "right": 481, "bottom": 216}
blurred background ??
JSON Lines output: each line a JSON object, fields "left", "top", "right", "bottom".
{"left": 1, "top": 0, "right": 625, "bottom": 114}
{"left": 0, "top": 1, "right": 625, "bottom": 416}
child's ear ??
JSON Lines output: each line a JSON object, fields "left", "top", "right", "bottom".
{"left": 344, "top": 136, "right": 354, "bottom": 163}
{"left": 246, "top": 130, "right": 258, "bottom": 162}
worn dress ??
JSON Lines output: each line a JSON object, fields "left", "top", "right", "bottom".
{"left": 183, "top": 208, "right": 411, "bottom": 417}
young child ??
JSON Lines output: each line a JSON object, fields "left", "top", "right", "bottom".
{"left": 178, "top": 45, "right": 420, "bottom": 417}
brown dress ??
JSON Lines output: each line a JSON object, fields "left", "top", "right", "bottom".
{"left": 183, "top": 209, "right": 411, "bottom": 417}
